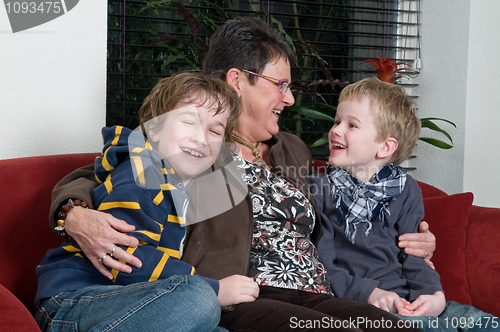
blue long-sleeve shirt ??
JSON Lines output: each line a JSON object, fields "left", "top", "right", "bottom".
{"left": 307, "top": 172, "right": 442, "bottom": 303}
{"left": 36, "top": 126, "right": 218, "bottom": 304}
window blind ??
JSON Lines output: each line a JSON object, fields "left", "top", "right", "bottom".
{"left": 107, "top": 0, "right": 420, "bottom": 157}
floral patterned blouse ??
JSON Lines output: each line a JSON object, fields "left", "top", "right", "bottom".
{"left": 236, "top": 155, "right": 333, "bottom": 295}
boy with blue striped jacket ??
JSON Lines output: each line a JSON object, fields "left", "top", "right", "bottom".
{"left": 35, "top": 72, "right": 258, "bottom": 332}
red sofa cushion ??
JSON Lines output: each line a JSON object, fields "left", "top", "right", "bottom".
{"left": 465, "top": 205, "right": 500, "bottom": 316}
{"left": 416, "top": 180, "right": 447, "bottom": 198}
{"left": 0, "top": 153, "right": 98, "bottom": 314}
{"left": 421, "top": 192, "right": 474, "bottom": 305}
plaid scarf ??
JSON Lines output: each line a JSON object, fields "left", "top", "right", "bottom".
{"left": 326, "top": 164, "right": 407, "bottom": 244}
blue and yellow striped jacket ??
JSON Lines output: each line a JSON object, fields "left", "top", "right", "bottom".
{"left": 35, "top": 126, "right": 218, "bottom": 304}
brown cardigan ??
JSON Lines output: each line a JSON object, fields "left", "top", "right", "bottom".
{"left": 49, "top": 132, "right": 323, "bottom": 281}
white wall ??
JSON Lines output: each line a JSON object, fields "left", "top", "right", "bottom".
{"left": 463, "top": 2, "right": 500, "bottom": 208}
{"left": 413, "top": 0, "right": 500, "bottom": 208}
{"left": 0, "top": 1, "right": 107, "bottom": 160}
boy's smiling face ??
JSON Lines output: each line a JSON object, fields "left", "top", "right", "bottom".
{"left": 150, "top": 99, "right": 229, "bottom": 183}
{"left": 328, "top": 96, "right": 391, "bottom": 181}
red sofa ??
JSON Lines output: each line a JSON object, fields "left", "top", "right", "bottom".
{"left": 0, "top": 154, "right": 499, "bottom": 330}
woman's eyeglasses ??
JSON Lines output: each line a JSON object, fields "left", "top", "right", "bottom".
{"left": 243, "top": 69, "right": 291, "bottom": 94}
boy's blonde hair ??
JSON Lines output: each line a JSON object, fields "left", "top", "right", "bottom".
{"left": 139, "top": 71, "right": 241, "bottom": 143}
{"left": 339, "top": 77, "right": 421, "bottom": 165}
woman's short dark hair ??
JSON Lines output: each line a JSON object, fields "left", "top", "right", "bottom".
{"left": 202, "top": 17, "right": 295, "bottom": 83}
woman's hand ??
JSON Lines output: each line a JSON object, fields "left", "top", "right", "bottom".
{"left": 398, "top": 221, "right": 436, "bottom": 269}
{"left": 400, "top": 291, "right": 446, "bottom": 317}
{"left": 64, "top": 207, "right": 142, "bottom": 279}
{"left": 217, "top": 275, "right": 260, "bottom": 307}
{"left": 367, "top": 288, "right": 411, "bottom": 314}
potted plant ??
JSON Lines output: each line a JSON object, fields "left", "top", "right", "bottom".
{"left": 303, "top": 57, "right": 455, "bottom": 150}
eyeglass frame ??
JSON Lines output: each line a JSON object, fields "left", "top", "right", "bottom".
{"left": 242, "top": 69, "right": 291, "bottom": 94}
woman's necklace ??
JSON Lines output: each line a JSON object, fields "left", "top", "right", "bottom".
{"left": 231, "top": 133, "right": 271, "bottom": 171}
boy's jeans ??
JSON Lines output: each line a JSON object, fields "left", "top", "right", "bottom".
{"left": 35, "top": 275, "right": 227, "bottom": 332}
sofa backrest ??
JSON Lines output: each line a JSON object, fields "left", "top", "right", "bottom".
{"left": 0, "top": 153, "right": 99, "bottom": 313}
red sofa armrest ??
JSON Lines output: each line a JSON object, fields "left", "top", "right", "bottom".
{"left": 0, "top": 283, "right": 41, "bottom": 331}
{"left": 0, "top": 153, "right": 99, "bottom": 314}
{"left": 465, "top": 205, "right": 500, "bottom": 317}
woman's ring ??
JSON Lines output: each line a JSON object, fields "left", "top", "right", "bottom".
{"left": 110, "top": 245, "right": 117, "bottom": 257}
{"left": 99, "top": 253, "right": 108, "bottom": 264}
{"left": 425, "top": 251, "right": 429, "bottom": 258}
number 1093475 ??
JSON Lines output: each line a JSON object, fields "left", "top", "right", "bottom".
{"left": 5, "top": 2, "right": 63, "bottom": 14}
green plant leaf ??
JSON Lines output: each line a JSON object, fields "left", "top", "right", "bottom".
{"left": 160, "top": 45, "right": 198, "bottom": 70}
{"left": 270, "top": 17, "right": 296, "bottom": 53}
{"left": 291, "top": 105, "right": 335, "bottom": 122}
{"left": 161, "top": 54, "right": 188, "bottom": 70}
{"left": 418, "top": 137, "right": 453, "bottom": 149}
{"left": 421, "top": 117, "right": 456, "bottom": 127}
{"left": 310, "top": 136, "right": 329, "bottom": 148}
{"left": 198, "top": 12, "right": 216, "bottom": 30}
{"left": 143, "top": 28, "right": 159, "bottom": 36}
{"left": 420, "top": 117, "right": 455, "bottom": 145}
{"left": 311, "top": 102, "right": 337, "bottom": 113}
{"left": 139, "top": 1, "right": 167, "bottom": 13}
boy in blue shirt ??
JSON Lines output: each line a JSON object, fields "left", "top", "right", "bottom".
{"left": 307, "top": 77, "right": 496, "bottom": 331}
{"left": 35, "top": 72, "right": 258, "bottom": 332}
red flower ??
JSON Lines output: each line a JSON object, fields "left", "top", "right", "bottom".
{"left": 363, "top": 57, "right": 409, "bottom": 83}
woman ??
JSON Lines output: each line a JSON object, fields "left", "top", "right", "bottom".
{"left": 49, "top": 17, "right": 435, "bottom": 331}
